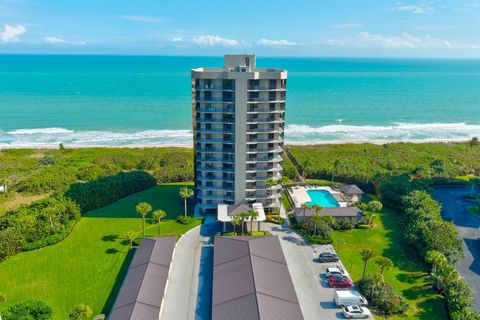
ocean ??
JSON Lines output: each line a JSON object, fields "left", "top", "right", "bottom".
{"left": 1, "top": 55, "right": 479, "bottom": 147}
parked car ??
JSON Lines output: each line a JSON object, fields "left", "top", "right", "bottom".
{"left": 325, "top": 266, "right": 349, "bottom": 278}
{"left": 334, "top": 290, "right": 368, "bottom": 307}
{"left": 318, "top": 252, "right": 339, "bottom": 262}
{"left": 328, "top": 275, "right": 353, "bottom": 288}
{"left": 342, "top": 305, "right": 371, "bottom": 319}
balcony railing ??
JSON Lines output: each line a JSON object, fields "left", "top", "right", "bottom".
{"left": 195, "top": 117, "right": 235, "bottom": 123}
{"left": 196, "top": 107, "right": 235, "bottom": 113}
{"left": 195, "top": 84, "right": 234, "bottom": 91}
{"left": 195, "top": 97, "right": 235, "bottom": 103}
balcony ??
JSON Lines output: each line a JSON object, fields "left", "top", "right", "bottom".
{"left": 196, "top": 107, "right": 235, "bottom": 113}
{"left": 197, "top": 176, "right": 234, "bottom": 182}
{"left": 195, "top": 137, "right": 234, "bottom": 144}
{"left": 195, "top": 84, "right": 234, "bottom": 91}
{"left": 195, "top": 117, "right": 235, "bottom": 124}
{"left": 196, "top": 146, "right": 235, "bottom": 153}
{"left": 195, "top": 127, "right": 234, "bottom": 134}
{"left": 196, "top": 166, "right": 235, "bottom": 173}
{"left": 247, "top": 85, "right": 286, "bottom": 91}
{"left": 196, "top": 185, "right": 234, "bottom": 191}
{"left": 195, "top": 97, "right": 235, "bottom": 103}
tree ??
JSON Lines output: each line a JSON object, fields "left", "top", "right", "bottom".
{"left": 310, "top": 213, "right": 321, "bottom": 236}
{"left": 363, "top": 211, "right": 376, "bottom": 228}
{"left": 231, "top": 215, "right": 241, "bottom": 234}
{"left": 367, "top": 200, "right": 383, "bottom": 213}
{"left": 248, "top": 209, "right": 259, "bottom": 232}
{"left": 360, "top": 248, "right": 376, "bottom": 279}
{"left": 301, "top": 203, "right": 310, "bottom": 218}
{"left": 125, "top": 231, "right": 137, "bottom": 249}
{"left": 1, "top": 300, "right": 52, "bottom": 320}
{"left": 43, "top": 206, "right": 58, "bottom": 228}
{"left": 375, "top": 256, "right": 393, "bottom": 277}
{"left": 469, "top": 137, "right": 479, "bottom": 149}
{"left": 0, "top": 292, "right": 6, "bottom": 303}
{"left": 279, "top": 175, "right": 289, "bottom": 213}
{"left": 265, "top": 177, "right": 276, "bottom": 196}
{"left": 135, "top": 202, "right": 152, "bottom": 236}
{"left": 152, "top": 210, "right": 166, "bottom": 236}
{"left": 313, "top": 203, "right": 325, "bottom": 214}
{"left": 369, "top": 273, "right": 384, "bottom": 302}
{"left": 331, "top": 159, "right": 341, "bottom": 181}
{"left": 426, "top": 250, "right": 450, "bottom": 292}
{"left": 69, "top": 304, "right": 93, "bottom": 320}
{"left": 179, "top": 187, "right": 194, "bottom": 217}
{"left": 239, "top": 212, "right": 249, "bottom": 234}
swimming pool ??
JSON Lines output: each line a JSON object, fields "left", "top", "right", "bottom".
{"left": 307, "top": 190, "right": 340, "bottom": 208}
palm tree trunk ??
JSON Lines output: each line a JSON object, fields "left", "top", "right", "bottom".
{"left": 250, "top": 219, "right": 253, "bottom": 233}
{"left": 142, "top": 219, "right": 145, "bottom": 236}
{"left": 157, "top": 220, "right": 160, "bottom": 236}
{"left": 362, "top": 262, "right": 367, "bottom": 278}
{"left": 241, "top": 221, "right": 244, "bottom": 234}
{"left": 184, "top": 198, "right": 187, "bottom": 217}
{"left": 233, "top": 223, "right": 236, "bottom": 233}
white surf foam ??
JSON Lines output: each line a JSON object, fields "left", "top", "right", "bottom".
{"left": 1, "top": 122, "right": 479, "bottom": 148}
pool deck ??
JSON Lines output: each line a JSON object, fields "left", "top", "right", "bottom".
{"left": 289, "top": 186, "right": 348, "bottom": 208}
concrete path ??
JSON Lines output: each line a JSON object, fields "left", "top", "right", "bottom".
{"left": 434, "top": 186, "right": 480, "bottom": 310}
{"left": 160, "top": 215, "right": 219, "bottom": 320}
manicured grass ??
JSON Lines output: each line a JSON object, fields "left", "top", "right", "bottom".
{"left": 331, "top": 206, "right": 448, "bottom": 320}
{"left": 0, "top": 184, "right": 201, "bottom": 319}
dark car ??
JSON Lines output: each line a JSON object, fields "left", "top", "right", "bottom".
{"left": 318, "top": 252, "right": 339, "bottom": 262}
{"left": 328, "top": 275, "right": 353, "bottom": 288}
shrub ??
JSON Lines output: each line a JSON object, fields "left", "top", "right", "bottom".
{"left": 1, "top": 299, "right": 52, "bottom": 320}
{"left": 176, "top": 215, "right": 193, "bottom": 225}
{"left": 38, "top": 155, "right": 57, "bottom": 166}
{"left": 358, "top": 275, "right": 408, "bottom": 316}
{"left": 65, "top": 171, "right": 156, "bottom": 212}
{"left": 336, "top": 217, "right": 357, "bottom": 230}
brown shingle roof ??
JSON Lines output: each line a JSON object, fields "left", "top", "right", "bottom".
{"left": 212, "top": 236, "right": 303, "bottom": 320}
{"left": 294, "top": 207, "right": 362, "bottom": 218}
{"left": 109, "top": 237, "right": 176, "bottom": 320}
{"left": 339, "top": 184, "right": 364, "bottom": 195}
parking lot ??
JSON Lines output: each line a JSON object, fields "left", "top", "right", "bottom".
{"left": 264, "top": 223, "right": 374, "bottom": 320}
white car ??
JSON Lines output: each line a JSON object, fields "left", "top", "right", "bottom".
{"left": 342, "top": 305, "right": 371, "bottom": 319}
{"left": 325, "top": 266, "right": 349, "bottom": 278}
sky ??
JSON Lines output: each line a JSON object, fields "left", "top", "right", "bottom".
{"left": 0, "top": 0, "right": 479, "bottom": 57}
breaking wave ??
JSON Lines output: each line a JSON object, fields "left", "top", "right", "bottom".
{"left": 1, "top": 122, "right": 479, "bottom": 148}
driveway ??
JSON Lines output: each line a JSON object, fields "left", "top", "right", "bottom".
{"left": 263, "top": 223, "right": 374, "bottom": 320}
{"left": 160, "top": 215, "right": 219, "bottom": 320}
{"left": 434, "top": 186, "right": 480, "bottom": 310}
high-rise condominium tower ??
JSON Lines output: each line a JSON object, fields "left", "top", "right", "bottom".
{"left": 192, "top": 55, "right": 287, "bottom": 213}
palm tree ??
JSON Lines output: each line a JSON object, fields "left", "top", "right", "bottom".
{"left": 231, "top": 215, "right": 241, "bottom": 234}
{"left": 69, "top": 304, "right": 92, "bottom": 320}
{"left": 301, "top": 203, "right": 310, "bottom": 219}
{"left": 136, "top": 202, "right": 152, "bottom": 236}
{"left": 369, "top": 273, "right": 384, "bottom": 302}
{"left": 152, "top": 209, "right": 166, "bottom": 236}
{"left": 313, "top": 204, "right": 325, "bottom": 214}
{"left": 310, "top": 213, "right": 321, "bottom": 235}
{"left": 265, "top": 177, "right": 277, "bottom": 212}
{"left": 375, "top": 256, "right": 393, "bottom": 277}
{"left": 363, "top": 211, "right": 376, "bottom": 228}
{"left": 179, "top": 187, "right": 194, "bottom": 217}
{"left": 426, "top": 250, "right": 449, "bottom": 291}
{"left": 239, "top": 212, "right": 249, "bottom": 234}
{"left": 248, "top": 209, "right": 259, "bottom": 233}
{"left": 279, "top": 175, "right": 289, "bottom": 213}
{"left": 43, "top": 206, "right": 58, "bottom": 228}
{"left": 125, "top": 231, "right": 137, "bottom": 249}
{"left": 360, "top": 248, "right": 376, "bottom": 279}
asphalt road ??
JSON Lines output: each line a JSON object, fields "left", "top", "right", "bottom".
{"left": 434, "top": 186, "right": 480, "bottom": 310}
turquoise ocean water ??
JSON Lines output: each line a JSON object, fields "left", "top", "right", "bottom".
{"left": 0, "top": 55, "right": 479, "bottom": 147}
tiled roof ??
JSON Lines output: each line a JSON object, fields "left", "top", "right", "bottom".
{"left": 109, "top": 237, "right": 176, "bottom": 320}
{"left": 339, "top": 184, "right": 364, "bottom": 195}
{"left": 212, "top": 236, "right": 303, "bottom": 320}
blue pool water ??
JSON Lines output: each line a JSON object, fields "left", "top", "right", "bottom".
{"left": 307, "top": 190, "right": 340, "bottom": 208}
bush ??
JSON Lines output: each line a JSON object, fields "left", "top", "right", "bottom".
{"left": 176, "top": 215, "right": 193, "bottom": 225}
{"left": 65, "top": 171, "right": 156, "bottom": 212}
{"left": 336, "top": 218, "right": 357, "bottom": 230}
{"left": 358, "top": 275, "right": 409, "bottom": 316}
{"left": 221, "top": 232, "right": 237, "bottom": 236}
{"left": 1, "top": 299, "right": 52, "bottom": 320}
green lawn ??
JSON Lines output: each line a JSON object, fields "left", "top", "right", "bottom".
{"left": 332, "top": 205, "right": 448, "bottom": 320}
{"left": 0, "top": 184, "right": 201, "bottom": 319}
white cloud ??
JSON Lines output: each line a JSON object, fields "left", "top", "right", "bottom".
{"left": 172, "top": 37, "right": 183, "bottom": 42}
{"left": 391, "top": 4, "right": 434, "bottom": 14}
{"left": 192, "top": 35, "right": 239, "bottom": 47}
{"left": 0, "top": 24, "right": 26, "bottom": 43}
{"left": 359, "top": 32, "right": 452, "bottom": 48}
{"left": 331, "top": 23, "right": 363, "bottom": 29}
{"left": 43, "top": 36, "right": 86, "bottom": 46}
{"left": 117, "top": 15, "right": 169, "bottom": 24}
{"left": 256, "top": 38, "right": 301, "bottom": 47}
